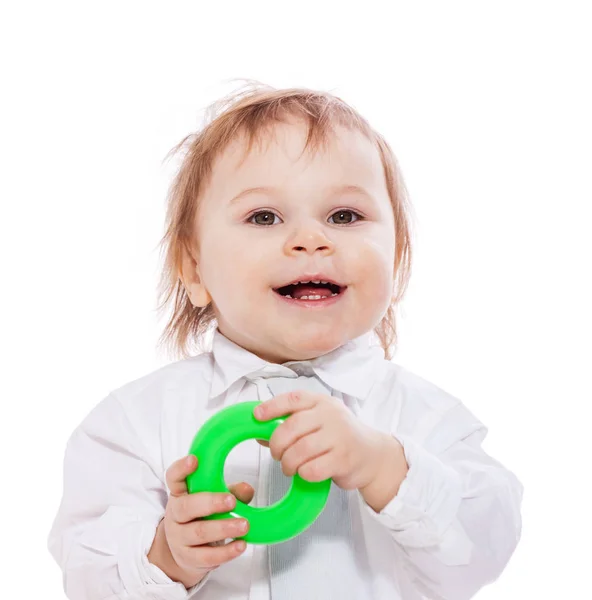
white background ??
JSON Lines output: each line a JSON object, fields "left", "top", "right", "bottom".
{"left": 2, "top": 1, "right": 590, "bottom": 598}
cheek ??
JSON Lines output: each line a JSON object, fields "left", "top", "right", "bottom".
{"left": 354, "top": 231, "right": 394, "bottom": 284}
{"left": 200, "top": 236, "right": 263, "bottom": 300}
{"left": 350, "top": 233, "right": 395, "bottom": 312}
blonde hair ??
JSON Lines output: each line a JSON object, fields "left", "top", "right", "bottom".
{"left": 155, "top": 80, "right": 415, "bottom": 362}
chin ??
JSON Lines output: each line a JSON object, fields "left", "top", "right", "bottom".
{"left": 279, "top": 330, "right": 347, "bottom": 360}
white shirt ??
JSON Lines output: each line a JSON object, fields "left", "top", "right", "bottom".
{"left": 48, "top": 329, "right": 524, "bottom": 599}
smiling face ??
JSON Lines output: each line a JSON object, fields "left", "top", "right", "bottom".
{"left": 181, "top": 119, "right": 396, "bottom": 364}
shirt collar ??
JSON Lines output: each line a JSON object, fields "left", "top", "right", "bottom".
{"left": 209, "top": 328, "right": 388, "bottom": 402}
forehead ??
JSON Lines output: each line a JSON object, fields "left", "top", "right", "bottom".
{"left": 208, "top": 120, "right": 385, "bottom": 191}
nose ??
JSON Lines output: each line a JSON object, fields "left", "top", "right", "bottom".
{"left": 284, "top": 224, "right": 335, "bottom": 256}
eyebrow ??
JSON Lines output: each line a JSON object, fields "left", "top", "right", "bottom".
{"left": 228, "top": 184, "right": 375, "bottom": 205}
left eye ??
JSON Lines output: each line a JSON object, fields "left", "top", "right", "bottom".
{"left": 247, "top": 209, "right": 363, "bottom": 226}
{"left": 329, "top": 210, "right": 362, "bottom": 225}
{"left": 249, "top": 211, "right": 279, "bottom": 226}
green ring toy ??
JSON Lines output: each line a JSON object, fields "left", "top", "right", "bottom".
{"left": 186, "top": 401, "right": 331, "bottom": 545}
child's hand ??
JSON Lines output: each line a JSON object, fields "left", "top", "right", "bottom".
{"left": 147, "top": 455, "right": 253, "bottom": 589}
{"left": 254, "top": 391, "right": 391, "bottom": 491}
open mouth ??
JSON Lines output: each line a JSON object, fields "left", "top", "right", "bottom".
{"left": 273, "top": 279, "right": 345, "bottom": 301}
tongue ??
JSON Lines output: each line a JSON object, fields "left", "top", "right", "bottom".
{"left": 291, "top": 284, "right": 333, "bottom": 299}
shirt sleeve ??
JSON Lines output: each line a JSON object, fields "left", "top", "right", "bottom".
{"left": 362, "top": 401, "right": 524, "bottom": 600}
{"left": 47, "top": 393, "right": 211, "bottom": 599}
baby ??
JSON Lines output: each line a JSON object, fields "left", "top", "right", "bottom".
{"left": 48, "top": 83, "right": 524, "bottom": 599}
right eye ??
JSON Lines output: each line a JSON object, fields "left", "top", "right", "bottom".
{"left": 247, "top": 211, "right": 281, "bottom": 226}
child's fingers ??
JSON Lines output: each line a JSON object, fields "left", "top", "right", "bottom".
{"left": 172, "top": 485, "right": 253, "bottom": 528}
{"left": 278, "top": 430, "right": 330, "bottom": 477}
{"left": 179, "top": 516, "right": 249, "bottom": 547}
{"left": 297, "top": 450, "right": 335, "bottom": 483}
{"left": 254, "top": 390, "right": 318, "bottom": 421}
{"left": 269, "top": 410, "right": 321, "bottom": 461}
{"left": 228, "top": 482, "right": 255, "bottom": 504}
{"left": 171, "top": 491, "right": 236, "bottom": 524}
{"left": 182, "top": 539, "right": 247, "bottom": 572}
{"left": 166, "top": 455, "right": 198, "bottom": 497}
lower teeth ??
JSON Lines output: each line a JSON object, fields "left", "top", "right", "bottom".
{"left": 285, "top": 293, "right": 339, "bottom": 300}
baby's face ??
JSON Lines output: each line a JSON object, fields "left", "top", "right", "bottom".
{"left": 192, "top": 119, "right": 396, "bottom": 363}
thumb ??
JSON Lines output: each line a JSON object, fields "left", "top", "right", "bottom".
{"left": 228, "top": 482, "right": 255, "bottom": 504}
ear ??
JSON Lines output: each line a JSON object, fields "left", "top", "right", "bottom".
{"left": 179, "top": 243, "right": 212, "bottom": 308}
